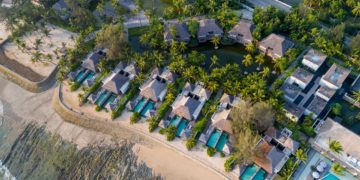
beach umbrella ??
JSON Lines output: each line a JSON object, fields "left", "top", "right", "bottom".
{"left": 320, "top": 161, "right": 327, "bottom": 168}
{"left": 312, "top": 171, "right": 320, "bottom": 179}
{"left": 316, "top": 165, "right": 324, "bottom": 172}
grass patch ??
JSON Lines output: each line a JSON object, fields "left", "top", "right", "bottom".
{"left": 128, "top": 26, "right": 150, "bottom": 37}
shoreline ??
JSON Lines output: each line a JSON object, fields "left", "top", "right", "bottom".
{"left": 54, "top": 83, "right": 236, "bottom": 179}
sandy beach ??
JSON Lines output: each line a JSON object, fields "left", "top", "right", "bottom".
{"left": 0, "top": 22, "right": 10, "bottom": 45}
{"left": 0, "top": 77, "right": 226, "bottom": 180}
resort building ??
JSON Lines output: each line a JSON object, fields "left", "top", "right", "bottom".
{"left": 281, "top": 83, "right": 302, "bottom": 102}
{"left": 304, "top": 96, "right": 328, "bottom": 119}
{"left": 259, "top": 33, "right": 294, "bottom": 60}
{"left": 199, "top": 94, "right": 240, "bottom": 154}
{"left": 313, "top": 117, "right": 360, "bottom": 175}
{"left": 81, "top": 49, "right": 107, "bottom": 73}
{"left": 228, "top": 20, "right": 254, "bottom": 45}
{"left": 197, "top": 19, "right": 223, "bottom": 43}
{"left": 163, "top": 21, "right": 190, "bottom": 43}
{"left": 139, "top": 67, "right": 177, "bottom": 102}
{"left": 302, "top": 48, "right": 327, "bottom": 72}
{"left": 253, "top": 127, "right": 299, "bottom": 176}
{"left": 315, "top": 86, "right": 336, "bottom": 102}
{"left": 284, "top": 102, "right": 304, "bottom": 122}
{"left": 88, "top": 62, "right": 138, "bottom": 109}
{"left": 288, "top": 67, "right": 314, "bottom": 90}
{"left": 320, "top": 63, "right": 351, "bottom": 90}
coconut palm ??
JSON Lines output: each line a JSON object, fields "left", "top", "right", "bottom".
{"left": 242, "top": 54, "right": 253, "bottom": 67}
{"left": 295, "top": 149, "right": 307, "bottom": 163}
{"left": 245, "top": 43, "right": 255, "bottom": 54}
{"left": 329, "top": 139, "right": 343, "bottom": 154}
{"left": 169, "top": 25, "right": 178, "bottom": 37}
{"left": 352, "top": 90, "right": 360, "bottom": 104}
{"left": 255, "top": 54, "right": 266, "bottom": 65}
{"left": 211, "top": 35, "right": 220, "bottom": 49}
{"left": 260, "top": 67, "right": 270, "bottom": 78}
{"left": 210, "top": 55, "right": 219, "bottom": 68}
{"left": 31, "top": 51, "right": 42, "bottom": 62}
{"left": 332, "top": 162, "right": 345, "bottom": 176}
{"left": 179, "top": 42, "right": 187, "bottom": 53}
{"left": 352, "top": 2, "right": 360, "bottom": 17}
{"left": 152, "top": 51, "right": 164, "bottom": 67}
{"left": 34, "top": 38, "right": 42, "bottom": 50}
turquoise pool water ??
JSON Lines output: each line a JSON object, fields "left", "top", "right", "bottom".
{"left": 253, "top": 169, "right": 266, "bottom": 180}
{"left": 95, "top": 91, "right": 110, "bottom": 106}
{"left": 241, "top": 164, "right": 259, "bottom": 180}
{"left": 176, "top": 120, "right": 188, "bottom": 137}
{"left": 140, "top": 101, "right": 154, "bottom": 117}
{"left": 170, "top": 116, "right": 181, "bottom": 127}
{"left": 134, "top": 98, "right": 147, "bottom": 113}
{"left": 84, "top": 72, "right": 95, "bottom": 82}
{"left": 104, "top": 94, "right": 116, "bottom": 107}
{"left": 207, "top": 129, "right": 222, "bottom": 148}
{"left": 215, "top": 133, "right": 228, "bottom": 151}
{"left": 323, "top": 172, "right": 339, "bottom": 180}
{"left": 75, "top": 70, "right": 86, "bottom": 82}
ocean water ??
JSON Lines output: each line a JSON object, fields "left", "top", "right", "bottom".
{"left": 0, "top": 160, "right": 16, "bottom": 180}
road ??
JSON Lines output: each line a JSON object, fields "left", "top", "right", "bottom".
{"left": 247, "top": 0, "right": 291, "bottom": 12}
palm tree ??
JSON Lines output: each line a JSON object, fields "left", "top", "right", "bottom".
{"left": 352, "top": 90, "right": 360, "bottom": 104}
{"left": 34, "top": 38, "right": 42, "bottom": 50}
{"left": 331, "top": 162, "right": 345, "bottom": 176}
{"left": 329, "top": 139, "right": 343, "bottom": 154}
{"left": 245, "top": 43, "right": 255, "bottom": 54}
{"left": 352, "top": 2, "right": 360, "bottom": 17}
{"left": 242, "top": 54, "right": 253, "bottom": 67}
{"left": 260, "top": 67, "right": 270, "bottom": 78}
{"left": 211, "top": 35, "right": 220, "bottom": 49}
{"left": 255, "top": 54, "right": 266, "bottom": 66}
{"left": 207, "top": 81, "right": 219, "bottom": 92}
{"left": 31, "top": 51, "right": 42, "bottom": 62}
{"left": 169, "top": 25, "right": 178, "bottom": 38}
{"left": 210, "top": 55, "right": 219, "bottom": 68}
{"left": 152, "top": 51, "right": 164, "bottom": 67}
{"left": 179, "top": 42, "right": 187, "bottom": 53}
{"left": 295, "top": 149, "right": 307, "bottom": 163}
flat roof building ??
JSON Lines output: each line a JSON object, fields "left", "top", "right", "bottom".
{"left": 288, "top": 67, "right": 314, "bottom": 90}
{"left": 281, "top": 83, "right": 302, "bottom": 102}
{"left": 305, "top": 96, "right": 328, "bottom": 119}
{"left": 302, "top": 49, "right": 327, "bottom": 72}
{"left": 315, "top": 86, "right": 336, "bottom": 102}
{"left": 320, "top": 64, "right": 350, "bottom": 90}
{"left": 284, "top": 102, "right": 304, "bottom": 122}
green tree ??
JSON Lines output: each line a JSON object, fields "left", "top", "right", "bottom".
{"left": 353, "top": 90, "right": 360, "bottom": 104}
{"left": 210, "top": 55, "right": 219, "bottom": 68}
{"left": 255, "top": 54, "right": 266, "bottom": 65}
{"left": 260, "top": 67, "right": 270, "bottom": 78}
{"left": 211, "top": 35, "right": 220, "bottom": 49}
{"left": 331, "top": 103, "right": 342, "bottom": 116}
{"left": 96, "top": 24, "right": 126, "bottom": 60}
{"left": 332, "top": 162, "right": 345, "bottom": 176}
{"left": 329, "top": 140, "right": 343, "bottom": 154}
{"left": 169, "top": 25, "right": 178, "bottom": 37}
{"left": 242, "top": 54, "right": 253, "bottom": 67}
{"left": 352, "top": 2, "right": 360, "bottom": 16}
{"left": 295, "top": 149, "right": 308, "bottom": 163}
{"left": 245, "top": 43, "right": 255, "bottom": 54}
{"left": 187, "top": 18, "right": 199, "bottom": 38}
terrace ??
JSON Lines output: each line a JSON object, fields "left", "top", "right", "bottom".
{"left": 320, "top": 64, "right": 351, "bottom": 90}
{"left": 302, "top": 48, "right": 327, "bottom": 72}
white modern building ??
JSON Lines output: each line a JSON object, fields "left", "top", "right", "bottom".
{"left": 288, "top": 67, "right": 314, "bottom": 90}
{"left": 320, "top": 64, "right": 350, "bottom": 90}
{"left": 302, "top": 48, "right": 327, "bottom": 72}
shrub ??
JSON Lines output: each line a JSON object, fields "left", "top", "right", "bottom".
{"left": 70, "top": 82, "right": 80, "bottom": 91}
{"left": 148, "top": 116, "right": 159, "bottom": 132}
{"left": 224, "top": 156, "right": 237, "bottom": 172}
{"left": 166, "top": 125, "right": 177, "bottom": 141}
{"left": 207, "top": 147, "right": 216, "bottom": 157}
{"left": 220, "top": 152, "right": 225, "bottom": 158}
{"left": 159, "top": 128, "right": 166, "bottom": 135}
{"left": 186, "top": 137, "right": 197, "bottom": 150}
{"left": 111, "top": 105, "right": 125, "bottom": 120}
{"left": 331, "top": 103, "right": 342, "bottom": 116}
{"left": 95, "top": 106, "right": 102, "bottom": 112}
{"left": 194, "top": 117, "right": 208, "bottom": 133}
{"left": 157, "top": 101, "right": 171, "bottom": 120}
{"left": 130, "top": 112, "right": 141, "bottom": 124}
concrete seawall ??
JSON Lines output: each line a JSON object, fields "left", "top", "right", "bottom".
{"left": 0, "top": 63, "right": 57, "bottom": 93}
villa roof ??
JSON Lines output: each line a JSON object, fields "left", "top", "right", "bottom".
{"left": 172, "top": 96, "right": 201, "bottom": 121}
{"left": 140, "top": 79, "right": 167, "bottom": 102}
{"left": 265, "top": 127, "right": 299, "bottom": 154}
{"left": 151, "top": 67, "right": 177, "bottom": 83}
{"left": 281, "top": 83, "right": 302, "bottom": 100}
{"left": 219, "top": 93, "right": 240, "bottom": 106}
{"left": 307, "top": 96, "right": 328, "bottom": 116}
{"left": 81, "top": 52, "right": 103, "bottom": 72}
{"left": 228, "top": 20, "right": 254, "bottom": 42}
{"left": 303, "top": 48, "right": 327, "bottom": 66}
{"left": 184, "top": 82, "right": 211, "bottom": 100}
{"left": 259, "top": 33, "right": 294, "bottom": 58}
{"left": 284, "top": 102, "right": 304, "bottom": 119}
{"left": 211, "top": 109, "right": 233, "bottom": 134}
{"left": 124, "top": 63, "right": 139, "bottom": 76}
{"left": 197, "top": 19, "right": 223, "bottom": 37}
{"left": 253, "top": 139, "right": 287, "bottom": 174}
{"left": 291, "top": 67, "right": 314, "bottom": 84}
{"left": 102, "top": 72, "right": 129, "bottom": 95}
{"left": 164, "top": 21, "right": 190, "bottom": 41}
{"left": 317, "top": 86, "right": 336, "bottom": 100}
{"left": 322, "top": 64, "right": 350, "bottom": 88}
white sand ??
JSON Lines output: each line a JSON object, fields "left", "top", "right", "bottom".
{"left": 2, "top": 24, "right": 77, "bottom": 77}
{"left": 0, "top": 22, "right": 10, "bottom": 45}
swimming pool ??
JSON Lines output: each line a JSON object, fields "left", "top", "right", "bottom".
{"left": 134, "top": 98, "right": 147, "bottom": 113}
{"left": 95, "top": 91, "right": 110, "bottom": 106}
{"left": 253, "top": 168, "right": 266, "bottom": 180}
{"left": 83, "top": 72, "right": 95, "bottom": 82}
{"left": 75, "top": 70, "right": 86, "bottom": 82}
{"left": 240, "top": 164, "right": 259, "bottom": 180}
{"left": 207, "top": 129, "right": 222, "bottom": 148}
{"left": 170, "top": 116, "right": 182, "bottom": 127}
{"left": 322, "top": 172, "right": 340, "bottom": 180}
{"left": 176, "top": 119, "right": 188, "bottom": 136}
{"left": 215, "top": 132, "right": 228, "bottom": 151}
{"left": 104, "top": 94, "right": 116, "bottom": 107}
{"left": 140, "top": 101, "right": 154, "bottom": 117}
